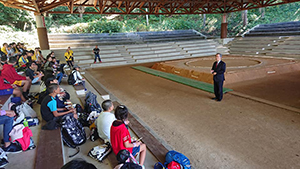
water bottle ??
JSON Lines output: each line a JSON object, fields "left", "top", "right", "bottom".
{"left": 23, "top": 118, "right": 29, "bottom": 127}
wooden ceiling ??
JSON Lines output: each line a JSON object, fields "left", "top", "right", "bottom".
{"left": 0, "top": 0, "right": 299, "bottom": 15}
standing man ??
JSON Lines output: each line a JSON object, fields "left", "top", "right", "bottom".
{"left": 211, "top": 53, "right": 226, "bottom": 102}
{"left": 65, "top": 47, "right": 73, "bottom": 68}
{"left": 93, "top": 45, "right": 101, "bottom": 63}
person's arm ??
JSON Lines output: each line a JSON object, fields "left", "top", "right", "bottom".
{"left": 76, "top": 71, "right": 83, "bottom": 80}
{"left": 124, "top": 140, "right": 141, "bottom": 148}
{"left": 0, "top": 110, "right": 15, "bottom": 117}
{"left": 52, "top": 109, "right": 74, "bottom": 117}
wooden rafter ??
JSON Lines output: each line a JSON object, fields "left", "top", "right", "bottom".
{"left": 0, "top": 0, "right": 300, "bottom": 15}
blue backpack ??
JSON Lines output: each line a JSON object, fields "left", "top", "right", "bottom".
{"left": 165, "top": 150, "right": 191, "bottom": 169}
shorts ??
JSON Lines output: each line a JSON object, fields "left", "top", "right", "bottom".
{"left": 13, "top": 80, "right": 23, "bottom": 86}
{"left": 0, "top": 89, "right": 13, "bottom": 96}
{"left": 132, "top": 145, "right": 140, "bottom": 156}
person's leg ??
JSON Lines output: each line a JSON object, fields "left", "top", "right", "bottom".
{"left": 214, "top": 81, "right": 219, "bottom": 99}
{"left": 13, "top": 88, "right": 26, "bottom": 102}
{"left": 56, "top": 72, "right": 63, "bottom": 84}
{"left": 139, "top": 143, "right": 147, "bottom": 166}
{"left": 21, "top": 79, "right": 31, "bottom": 92}
{"left": 97, "top": 54, "right": 101, "bottom": 62}
{"left": 219, "top": 80, "right": 224, "bottom": 101}
{"left": 0, "top": 115, "right": 14, "bottom": 145}
{"left": 94, "top": 55, "right": 97, "bottom": 63}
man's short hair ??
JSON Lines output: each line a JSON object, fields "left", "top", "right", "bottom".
{"left": 61, "top": 159, "right": 96, "bottom": 169}
{"left": 216, "top": 53, "right": 222, "bottom": 58}
{"left": 101, "top": 100, "right": 113, "bottom": 111}
{"left": 48, "top": 84, "right": 59, "bottom": 94}
{"left": 45, "top": 76, "right": 57, "bottom": 87}
{"left": 28, "top": 50, "right": 34, "bottom": 54}
{"left": 8, "top": 56, "right": 17, "bottom": 63}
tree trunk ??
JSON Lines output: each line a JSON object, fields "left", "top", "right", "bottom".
{"left": 242, "top": 10, "right": 248, "bottom": 27}
{"left": 203, "top": 14, "right": 206, "bottom": 27}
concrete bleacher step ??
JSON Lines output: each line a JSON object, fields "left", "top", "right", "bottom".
{"left": 79, "top": 57, "right": 126, "bottom": 64}
{"left": 130, "top": 51, "right": 155, "bottom": 55}
{"left": 136, "top": 55, "right": 185, "bottom": 63}
{"left": 183, "top": 45, "right": 216, "bottom": 51}
{"left": 90, "top": 60, "right": 128, "bottom": 68}
{"left": 127, "top": 47, "right": 152, "bottom": 52}
{"left": 245, "top": 31, "right": 300, "bottom": 36}
{"left": 74, "top": 55, "right": 93, "bottom": 60}
{"left": 187, "top": 48, "right": 216, "bottom": 54}
{"left": 191, "top": 52, "right": 216, "bottom": 57}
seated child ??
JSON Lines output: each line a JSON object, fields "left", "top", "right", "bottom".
{"left": 40, "top": 84, "right": 77, "bottom": 123}
{"left": 110, "top": 105, "right": 147, "bottom": 168}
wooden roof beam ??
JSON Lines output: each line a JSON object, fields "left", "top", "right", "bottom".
{"left": 41, "top": 0, "right": 73, "bottom": 12}
{"left": 32, "top": 0, "right": 41, "bottom": 13}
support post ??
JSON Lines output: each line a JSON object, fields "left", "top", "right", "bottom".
{"left": 35, "top": 14, "right": 50, "bottom": 50}
{"left": 221, "top": 13, "right": 228, "bottom": 39}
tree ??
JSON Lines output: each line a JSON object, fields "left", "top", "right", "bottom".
{"left": 0, "top": 4, "right": 34, "bottom": 31}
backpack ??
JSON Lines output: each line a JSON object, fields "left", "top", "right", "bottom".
{"left": 167, "top": 161, "right": 182, "bottom": 169}
{"left": 154, "top": 162, "right": 166, "bottom": 169}
{"left": 67, "top": 70, "right": 76, "bottom": 85}
{"left": 61, "top": 114, "right": 86, "bottom": 157}
{"left": 88, "top": 142, "right": 112, "bottom": 162}
{"left": 165, "top": 151, "right": 191, "bottom": 169}
{"left": 75, "top": 104, "right": 89, "bottom": 127}
{"left": 84, "top": 91, "right": 102, "bottom": 114}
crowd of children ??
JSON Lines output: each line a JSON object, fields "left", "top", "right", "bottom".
{"left": 0, "top": 42, "right": 147, "bottom": 168}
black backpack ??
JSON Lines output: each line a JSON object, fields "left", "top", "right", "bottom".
{"left": 67, "top": 70, "right": 76, "bottom": 85}
{"left": 84, "top": 91, "right": 102, "bottom": 114}
{"left": 60, "top": 114, "right": 86, "bottom": 157}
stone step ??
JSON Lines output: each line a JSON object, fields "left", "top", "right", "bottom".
{"left": 183, "top": 45, "right": 216, "bottom": 51}
{"left": 90, "top": 60, "right": 128, "bottom": 68}
{"left": 135, "top": 55, "right": 185, "bottom": 63}
{"left": 252, "top": 27, "right": 300, "bottom": 32}
{"left": 245, "top": 31, "right": 300, "bottom": 37}
{"left": 50, "top": 41, "right": 135, "bottom": 49}
{"left": 191, "top": 52, "right": 216, "bottom": 57}
{"left": 265, "top": 52, "right": 300, "bottom": 57}
{"left": 74, "top": 55, "right": 93, "bottom": 60}
{"left": 178, "top": 42, "right": 216, "bottom": 48}
{"left": 143, "top": 36, "right": 204, "bottom": 42}
{"left": 130, "top": 51, "right": 155, "bottom": 56}
{"left": 187, "top": 48, "right": 216, "bottom": 54}
{"left": 175, "top": 39, "right": 214, "bottom": 45}
{"left": 78, "top": 57, "right": 126, "bottom": 64}
{"left": 127, "top": 48, "right": 152, "bottom": 52}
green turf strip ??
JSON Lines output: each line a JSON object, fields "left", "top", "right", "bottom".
{"left": 132, "top": 66, "right": 233, "bottom": 94}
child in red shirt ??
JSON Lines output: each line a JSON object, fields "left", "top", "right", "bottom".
{"left": 110, "top": 105, "right": 147, "bottom": 168}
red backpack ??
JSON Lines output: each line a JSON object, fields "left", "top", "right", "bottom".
{"left": 167, "top": 161, "right": 182, "bottom": 169}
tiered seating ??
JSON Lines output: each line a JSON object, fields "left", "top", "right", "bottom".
{"left": 137, "top": 30, "right": 205, "bottom": 43}
{"left": 228, "top": 36, "right": 288, "bottom": 55}
{"left": 52, "top": 39, "right": 217, "bottom": 69}
{"left": 245, "top": 21, "right": 300, "bottom": 37}
{"left": 127, "top": 43, "right": 185, "bottom": 63}
{"left": 176, "top": 40, "right": 216, "bottom": 57}
{"left": 48, "top": 33, "right": 137, "bottom": 49}
{"left": 49, "top": 30, "right": 206, "bottom": 49}
{"left": 265, "top": 36, "right": 300, "bottom": 58}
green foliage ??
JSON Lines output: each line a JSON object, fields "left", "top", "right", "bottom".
{"left": 0, "top": 4, "right": 34, "bottom": 31}
{"left": 0, "top": 1, "right": 300, "bottom": 36}
{"left": 67, "top": 20, "right": 122, "bottom": 33}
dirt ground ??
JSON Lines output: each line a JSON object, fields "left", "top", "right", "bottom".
{"left": 87, "top": 66, "right": 300, "bottom": 169}
{"left": 227, "top": 71, "right": 300, "bottom": 109}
